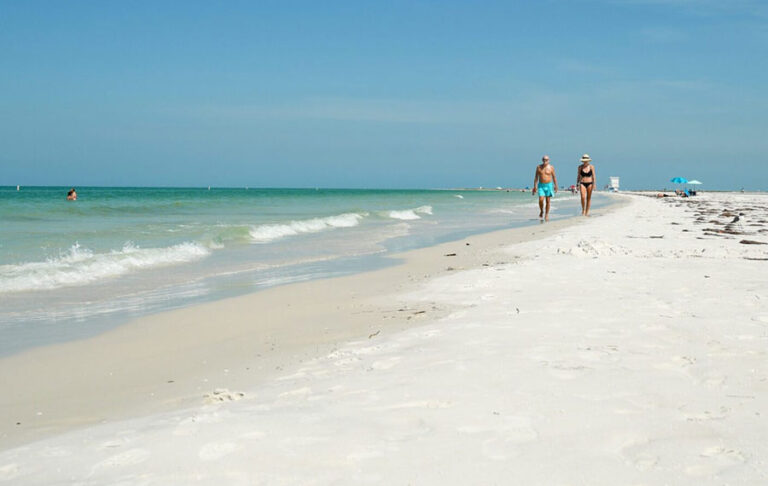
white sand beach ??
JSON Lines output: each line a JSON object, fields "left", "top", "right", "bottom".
{"left": 1, "top": 192, "right": 767, "bottom": 485}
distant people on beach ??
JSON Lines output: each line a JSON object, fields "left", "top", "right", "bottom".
{"left": 576, "top": 154, "right": 595, "bottom": 216}
{"left": 66, "top": 188, "right": 77, "bottom": 201}
{"left": 532, "top": 155, "right": 558, "bottom": 221}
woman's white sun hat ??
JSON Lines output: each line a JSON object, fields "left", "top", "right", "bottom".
{"left": 580, "top": 154, "right": 592, "bottom": 162}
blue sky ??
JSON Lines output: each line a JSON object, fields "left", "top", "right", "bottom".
{"left": 1, "top": 0, "right": 766, "bottom": 190}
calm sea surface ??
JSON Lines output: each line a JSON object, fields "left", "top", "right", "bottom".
{"left": 0, "top": 186, "right": 608, "bottom": 355}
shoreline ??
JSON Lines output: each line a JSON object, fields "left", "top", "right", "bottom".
{"left": 0, "top": 190, "right": 609, "bottom": 358}
{"left": 0, "top": 196, "right": 623, "bottom": 449}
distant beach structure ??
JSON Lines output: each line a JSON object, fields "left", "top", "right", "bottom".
{"left": 609, "top": 177, "right": 620, "bottom": 192}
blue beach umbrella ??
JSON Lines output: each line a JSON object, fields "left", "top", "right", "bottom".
{"left": 670, "top": 177, "right": 688, "bottom": 184}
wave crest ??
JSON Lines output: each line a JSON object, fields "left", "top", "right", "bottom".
{"left": 249, "top": 212, "right": 366, "bottom": 243}
{"left": 0, "top": 242, "right": 210, "bottom": 293}
{"left": 386, "top": 205, "right": 433, "bottom": 220}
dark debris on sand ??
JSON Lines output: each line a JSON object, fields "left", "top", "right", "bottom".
{"left": 656, "top": 195, "right": 768, "bottom": 254}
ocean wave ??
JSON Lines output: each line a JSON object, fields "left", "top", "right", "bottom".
{"left": 385, "top": 205, "right": 433, "bottom": 220}
{"left": 249, "top": 212, "right": 366, "bottom": 243}
{"left": 203, "top": 224, "right": 254, "bottom": 248}
{"left": 0, "top": 242, "right": 210, "bottom": 293}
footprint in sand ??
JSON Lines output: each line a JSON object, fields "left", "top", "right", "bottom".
{"left": 239, "top": 430, "right": 266, "bottom": 440}
{"left": 347, "top": 449, "right": 385, "bottom": 462}
{"left": 0, "top": 463, "right": 19, "bottom": 482}
{"left": 653, "top": 356, "right": 697, "bottom": 376}
{"left": 632, "top": 452, "right": 660, "bottom": 470}
{"left": 481, "top": 436, "right": 526, "bottom": 461}
{"left": 547, "top": 361, "right": 591, "bottom": 380}
{"left": 91, "top": 448, "right": 150, "bottom": 472}
{"left": 370, "top": 356, "right": 402, "bottom": 370}
{"left": 681, "top": 406, "right": 731, "bottom": 422}
{"left": 278, "top": 387, "right": 313, "bottom": 399}
{"left": 383, "top": 420, "right": 433, "bottom": 442}
{"left": 685, "top": 446, "right": 746, "bottom": 477}
{"left": 698, "top": 374, "right": 728, "bottom": 387}
{"left": 333, "top": 355, "right": 362, "bottom": 368}
{"left": 39, "top": 446, "right": 73, "bottom": 457}
{"left": 459, "top": 416, "right": 538, "bottom": 460}
{"left": 478, "top": 419, "right": 538, "bottom": 460}
{"left": 577, "top": 345, "right": 621, "bottom": 364}
{"left": 417, "top": 329, "right": 442, "bottom": 339}
{"left": 199, "top": 442, "right": 239, "bottom": 461}
{"left": 173, "top": 411, "right": 223, "bottom": 436}
{"left": 620, "top": 439, "right": 661, "bottom": 471}
{"left": 584, "top": 327, "right": 630, "bottom": 340}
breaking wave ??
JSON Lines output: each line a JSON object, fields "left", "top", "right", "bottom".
{"left": 0, "top": 242, "right": 211, "bottom": 293}
{"left": 249, "top": 212, "right": 366, "bottom": 243}
{"left": 385, "top": 205, "right": 433, "bottom": 221}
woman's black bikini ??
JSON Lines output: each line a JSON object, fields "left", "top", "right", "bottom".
{"left": 580, "top": 166, "right": 593, "bottom": 188}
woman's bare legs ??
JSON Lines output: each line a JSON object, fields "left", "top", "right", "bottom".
{"left": 584, "top": 185, "right": 594, "bottom": 216}
{"left": 579, "top": 185, "right": 587, "bottom": 215}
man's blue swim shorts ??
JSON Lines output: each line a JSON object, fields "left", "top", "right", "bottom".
{"left": 538, "top": 182, "right": 554, "bottom": 197}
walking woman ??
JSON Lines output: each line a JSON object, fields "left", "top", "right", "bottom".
{"left": 576, "top": 154, "right": 595, "bottom": 216}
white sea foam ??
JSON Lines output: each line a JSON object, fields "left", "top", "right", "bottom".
{"left": 0, "top": 242, "right": 211, "bottom": 293}
{"left": 249, "top": 213, "right": 366, "bottom": 243}
{"left": 386, "top": 205, "right": 433, "bottom": 220}
{"left": 488, "top": 208, "right": 522, "bottom": 214}
{"left": 454, "top": 194, "right": 464, "bottom": 199}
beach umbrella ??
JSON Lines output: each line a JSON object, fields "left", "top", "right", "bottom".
{"left": 670, "top": 177, "right": 687, "bottom": 191}
{"left": 683, "top": 179, "right": 703, "bottom": 195}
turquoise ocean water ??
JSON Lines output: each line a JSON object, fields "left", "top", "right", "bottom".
{"left": 0, "top": 186, "right": 606, "bottom": 355}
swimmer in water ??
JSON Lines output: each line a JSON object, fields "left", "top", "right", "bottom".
{"left": 66, "top": 188, "right": 77, "bottom": 201}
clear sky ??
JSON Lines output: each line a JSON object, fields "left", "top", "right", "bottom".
{"left": 1, "top": 0, "right": 766, "bottom": 190}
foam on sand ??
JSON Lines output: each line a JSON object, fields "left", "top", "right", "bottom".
{"left": 0, "top": 242, "right": 210, "bottom": 293}
{"left": 249, "top": 212, "right": 366, "bottom": 243}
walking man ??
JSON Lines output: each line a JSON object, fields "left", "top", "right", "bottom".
{"left": 532, "top": 155, "right": 558, "bottom": 221}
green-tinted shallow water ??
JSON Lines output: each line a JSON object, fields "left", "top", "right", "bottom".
{"left": 0, "top": 186, "right": 607, "bottom": 355}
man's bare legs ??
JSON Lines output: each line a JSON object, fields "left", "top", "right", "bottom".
{"left": 539, "top": 196, "right": 551, "bottom": 221}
